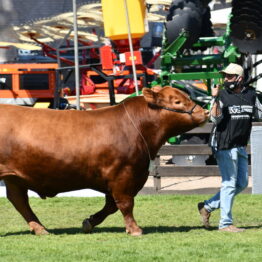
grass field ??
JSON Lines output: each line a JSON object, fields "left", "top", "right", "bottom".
{"left": 1, "top": 194, "right": 262, "bottom": 262}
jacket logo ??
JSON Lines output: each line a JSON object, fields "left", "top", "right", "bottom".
{"left": 228, "top": 105, "right": 253, "bottom": 114}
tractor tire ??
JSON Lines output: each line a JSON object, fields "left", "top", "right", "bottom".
{"left": 165, "top": 0, "right": 206, "bottom": 49}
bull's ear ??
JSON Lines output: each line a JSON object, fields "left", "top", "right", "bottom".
{"left": 142, "top": 88, "right": 157, "bottom": 104}
{"left": 151, "top": 85, "right": 162, "bottom": 92}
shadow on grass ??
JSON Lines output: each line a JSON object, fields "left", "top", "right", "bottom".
{"left": 241, "top": 225, "right": 262, "bottom": 230}
{"left": 2, "top": 224, "right": 262, "bottom": 237}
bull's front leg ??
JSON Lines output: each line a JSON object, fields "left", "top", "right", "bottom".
{"left": 5, "top": 180, "right": 49, "bottom": 235}
{"left": 114, "top": 195, "right": 142, "bottom": 236}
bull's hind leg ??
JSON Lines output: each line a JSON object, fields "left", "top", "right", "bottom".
{"left": 114, "top": 194, "right": 142, "bottom": 236}
{"left": 5, "top": 181, "right": 48, "bottom": 235}
{"left": 82, "top": 194, "right": 118, "bottom": 233}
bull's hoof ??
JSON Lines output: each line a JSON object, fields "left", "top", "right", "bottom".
{"left": 32, "top": 227, "right": 49, "bottom": 236}
{"left": 82, "top": 219, "right": 93, "bottom": 233}
{"left": 29, "top": 222, "right": 49, "bottom": 235}
{"left": 126, "top": 228, "right": 143, "bottom": 236}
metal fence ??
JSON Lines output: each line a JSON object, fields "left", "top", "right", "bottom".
{"left": 143, "top": 122, "right": 262, "bottom": 194}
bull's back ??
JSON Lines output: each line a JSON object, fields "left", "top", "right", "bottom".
{"left": 0, "top": 104, "right": 123, "bottom": 145}
{"left": 0, "top": 104, "right": 137, "bottom": 192}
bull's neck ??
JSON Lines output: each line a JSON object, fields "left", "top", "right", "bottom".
{"left": 121, "top": 98, "right": 168, "bottom": 160}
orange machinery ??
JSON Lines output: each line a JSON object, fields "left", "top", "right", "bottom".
{"left": 81, "top": 0, "right": 153, "bottom": 102}
{"left": 15, "top": 0, "right": 153, "bottom": 106}
{"left": 0, "top": 63, "right": 58, "bottom": 106}
{"left": 84, "top": 45, "right": 153, "bottom": 95}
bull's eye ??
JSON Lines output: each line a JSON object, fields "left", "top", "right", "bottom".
{"left": 174, "top": 100, "right": 181, "bottom": 105}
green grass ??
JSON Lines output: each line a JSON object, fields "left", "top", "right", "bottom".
{"left": 1, "top": 194, "right": 262, "bottom": 262}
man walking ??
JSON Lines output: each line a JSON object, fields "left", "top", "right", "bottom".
{"left": 198, "top": 63, "right": 262, "bottom": 232}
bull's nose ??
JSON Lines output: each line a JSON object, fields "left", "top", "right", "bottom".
{"left": 198, "top": 109, "right": 210, "bottom": 126}
{"left": 204, "top": 110, "right": 210, "bottom": 119}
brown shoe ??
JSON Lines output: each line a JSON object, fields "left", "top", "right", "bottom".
{"left": 198, "top": 202, "right": 211, "bottom": 228}
{"left": 219, "top": 225, "right": 245, "bottom": 233}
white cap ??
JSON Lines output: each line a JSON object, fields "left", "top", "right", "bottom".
{"left": 220, "top": 63, "right": 244, "bottom": 76}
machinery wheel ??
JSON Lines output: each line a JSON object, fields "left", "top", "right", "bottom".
{"left": 165, "top": 0, "right": 213, "bottom": 49}
{"left": 230, "top": 0, "right": 262, "bottom": 54}
{"left": 165, "top": 0, "right": 202, "bottom": 48}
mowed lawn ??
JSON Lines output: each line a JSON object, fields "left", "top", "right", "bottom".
{"left": 1, "top": 194, "right": 262, "bottom": 262}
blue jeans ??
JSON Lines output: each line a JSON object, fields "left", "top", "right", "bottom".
{"left": 204, "top": 147, "right": 248, "bottom": 229}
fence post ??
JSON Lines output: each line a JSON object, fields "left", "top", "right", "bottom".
{"left": 153, "top": 154, "right": 161, "bottom": 192}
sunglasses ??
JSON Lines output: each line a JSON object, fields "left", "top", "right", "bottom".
{"left": 224, "top": 74, "right": 238, "bottom": 79}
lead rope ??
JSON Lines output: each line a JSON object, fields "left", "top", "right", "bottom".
{"left": 122, "top": 102, "right": 153, "bottom": 162}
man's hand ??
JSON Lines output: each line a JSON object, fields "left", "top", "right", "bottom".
{"left": 211, "top": 84, "right": 220, "bottom": 97}
{"left": 210, "top": 85, "right": 222, "bottom": 119}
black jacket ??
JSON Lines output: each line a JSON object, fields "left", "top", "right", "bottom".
{"left": 209, "top": 87, "right": 257, "bottom": 150}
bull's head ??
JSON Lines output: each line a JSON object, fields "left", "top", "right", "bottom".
{"left": 142, "top": 86, "right": 209, "bottom": 134}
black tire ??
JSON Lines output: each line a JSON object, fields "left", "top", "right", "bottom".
{"left": 165, "top": 0, "right": 207, "bottom": 49}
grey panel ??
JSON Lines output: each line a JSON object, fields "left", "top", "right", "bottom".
{"left": 251, "top": 126, "right": 262, "bottom": 194}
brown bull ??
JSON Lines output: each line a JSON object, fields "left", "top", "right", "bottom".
{"left": 0, "top": 86, "right": 208, "bottom": 236}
